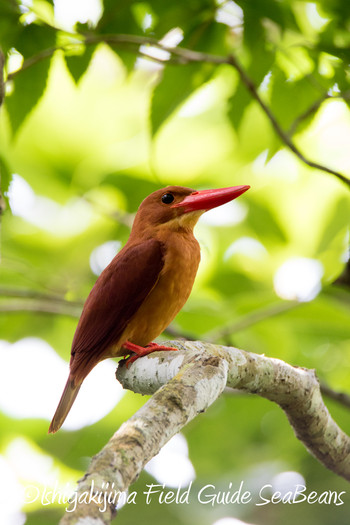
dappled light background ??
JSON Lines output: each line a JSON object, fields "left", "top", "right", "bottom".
{"left": 0, "top": 1, "right": 350, "bottom": 525}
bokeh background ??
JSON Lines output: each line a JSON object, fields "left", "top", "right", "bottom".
{"left": 0, "top": 0, "right": 350, "bottom": 524}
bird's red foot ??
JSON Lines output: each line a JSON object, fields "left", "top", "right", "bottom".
{"left": 121, "top": 341, "right": 178, "bottom": 367}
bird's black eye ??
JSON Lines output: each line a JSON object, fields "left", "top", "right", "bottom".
{"left": 161, "top": 193, "right": 175, "bottom": 204}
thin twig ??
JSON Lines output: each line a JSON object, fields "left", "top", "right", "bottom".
{"left": 288, "top": 89, "right": 350, "bottom": 137}
{"left": 321, "top": 381, "right": 350, "bottom": 410}
{"left": 0, "top": 298, "right": 82, "bottom": 316}
{"left": 7, "top": 46, "right": 62, "bottom": 81}
{"left": 163, "top": 324, "right": 197, "bottom": 341}
{"left": 0, "top": 287, "right": 81, "bottom": 303}
{"left": 205, "top": 300, "right": 300, "bottom": 343}
{"left": 288, "top": 94, "right": 331, "bottom": 136}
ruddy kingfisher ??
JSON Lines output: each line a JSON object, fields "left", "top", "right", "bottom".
{"left": 49, "top": 184, "right": 250, "bottom": 433}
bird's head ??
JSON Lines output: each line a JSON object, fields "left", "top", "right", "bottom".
{"left": 131, "top": 185, "right": 250, "bottom": 237}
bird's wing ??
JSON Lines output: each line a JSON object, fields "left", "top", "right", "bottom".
{"left": 70, "top": 239, "right": 165, "bottom": 381}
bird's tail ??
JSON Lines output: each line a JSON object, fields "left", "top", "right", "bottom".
{"left": 48, "top": 375, "right": 81, "bottom": 434}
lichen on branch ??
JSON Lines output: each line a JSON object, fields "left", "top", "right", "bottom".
{"left": 60, "top": 341, "right": 350, "bottom": 524}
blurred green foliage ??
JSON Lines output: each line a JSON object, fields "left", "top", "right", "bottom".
{"left": 0, "top": 0, "right": 350, "bottom": 524}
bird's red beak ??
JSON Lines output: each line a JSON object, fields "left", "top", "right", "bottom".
{"left": 172, "top": 185, "right": 250, "bottom": 213}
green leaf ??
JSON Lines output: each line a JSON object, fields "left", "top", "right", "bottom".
{"left": 0, "top": 156, "right": 11, "bottom": 214}
{"left": 147, "top": 0, "right": 216, "bottom": 40}
{"left": 151, "top": 62, "right": 214, "bottom": 135}
{"left": 114, "top": 49, "right": 137, "bottom": 74}
{"left": 247, "top": 198, "right": 287, "bottom": 244}
{"left": 97, "top": 0, "right": 139, "bottom": 34}
{"left": 265, "top": 134, "right": 283, "bottom": 162}
{"left": 4, "top": 22, "right": 56, "bottom": 133}
{"left": 14, "top": 22, "right": 57, "bottom": 59}
{"left": 269, "top": 68, "right": 327, "bottom": 133}
{"left": 235, "top": 0, "right": 299, "bottom": 32}
{"left": 318, "top": 0, "right": 350, "bottom": 27}
{"left": 151, "top": 19, "right": 229, "bottom": 132}
{"left": 227, "top": 21, "right": 275, "bottom": 131}
{"left": 0, "top": 0, "right": 21, "bottom": 53}
{"left": 227, "top": 81, "right": 253, "bottom": 130}
{"left": 65, "top": 45, "right": 95, "bottom": 84}
{"left": 6, "top": 58, "right": 52, "bottom": 133}
{"left": 131, "top": 2, "right": 158, "bottom": 33}
{"left": 96, "top": 0, "right": 142, "bottom": 70}
{"left": 183, "top": 17, "right": 229, "bottom": 55}
{"left": 316, "top": 196, "right": 350, "bottom": 255}
{"left": 0, "top": 156, "right": 11, "bottom": 194}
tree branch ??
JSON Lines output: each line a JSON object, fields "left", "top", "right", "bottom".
{"left": 3, "top": 288, "right": 350, "bottom": 412}
{"left": 4, "top": 33, "right": 350, "bottom": 188}
{"left": 225, "top": 54, "right": 350, "bottom": 188}
{"left": 95, "top": 36, "right": 350, "bottom": 188}
{"left": 60, "top": 344, "right": 228, "bottom": 524}
{"left": 60, "top": 341, "right": 350, "bottom": 524}
{"left": 2, "top": 288, "right": 350, "bottom": 412}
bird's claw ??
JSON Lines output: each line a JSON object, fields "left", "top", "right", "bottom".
{"left": 121, "top": 341, "right": 178, "bottom": 368}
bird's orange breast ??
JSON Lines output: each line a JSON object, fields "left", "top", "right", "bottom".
{"left": 114, "top": 231, "right": 200, "bottom": 350}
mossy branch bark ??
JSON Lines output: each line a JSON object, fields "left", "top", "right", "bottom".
{"left": 60, "top": 341, "right": 350, "bottom": 524}
{"left": 60, "top": 346, "right": 227, "bottom": 524}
